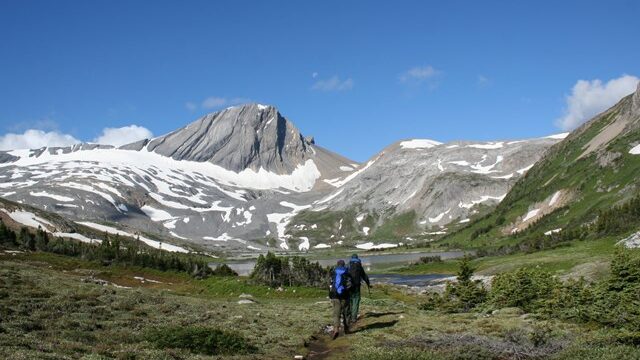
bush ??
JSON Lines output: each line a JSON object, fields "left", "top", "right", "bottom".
{"left": 420, "top": 256, "right": 486, "bottom": 313}
{"left": 489, "top": 266, "right": 559, "bottom": 312}
{"left": 144, "top": 326, "right": 256, "bottom": 355}
{"left": 542, "top": 249, "right": 640, "bottom": 330}
{"left": 211, "top": 263, "right": 238, "bottom": 277}
{"left": 250, "top": 252, "right": 327, "bottom": 287}
{"left": 417, "top": 255, "right": 443, "bottom": 264}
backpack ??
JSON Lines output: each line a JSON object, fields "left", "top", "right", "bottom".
{"left": 329, "top": 267, "right": 352, "bottom": 298}
{"left": 348, "top": 260, "right": 363, "bottom": 286}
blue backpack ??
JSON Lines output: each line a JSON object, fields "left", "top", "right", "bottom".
{"left": 331, "top": 267, "right": 352, "bottom": 297}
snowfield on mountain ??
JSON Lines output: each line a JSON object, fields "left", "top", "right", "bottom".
{"left": 0, "top": 103, "right": 565, "bottom": 253}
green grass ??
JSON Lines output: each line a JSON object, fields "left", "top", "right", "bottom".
{"left": 3, "top": 247, "right": 640, "bottom": 359}
{"left": 371, "top": 211, "right": 418, "bottom": 240}
{"left": 391, "top": 237, "right": 618, "bottom": 278}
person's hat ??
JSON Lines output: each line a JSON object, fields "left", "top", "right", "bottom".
{"left": 351, "top": 254, "right": 359, "bottom": 259}
{"left": 337, "top": 259, "right": 345, "bottom": 266}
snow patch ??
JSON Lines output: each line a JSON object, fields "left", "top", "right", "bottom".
{"left": 3, "top": 210, "right": 52, "bottom": 229}
{"left": 77, "top": 221, "right": 189, "bottom": 253}
{"left": 267, "top": 201, "right": 312, "bottom": 249}
{"left": 400, "top": 139, "right": 442, "bottom": 149}
{"left": 544, "top": 228, "right": 562, "bottom": 236}
{"left": 3, "top": 148, "right": 321, "bottom": 193}
{"left": 29, "top": 191, "right": 74, "bottom": 202}
{"left": 630, "top": 144, "right": 640, "bottom": 155}
{"left": 458, "top": 194, "right": 506, "bottom": 209}
{"left": 517, "top": 164, "right": 534, "bottom": 175}
{"left": 546, "top": 133, "right": 570, "bottom": 140}
{"left": 467, "top": 142, "right": 504, "bottom": 149}
{"left": 298, "top": 237, "right": 310, "bottom": 251}
{"left": 491, "top": 173, "right": 514, "bottom": 180}
{"left": 355, "top": 242, "right": 398, "bottom": 250}
{"left": 141, "top": 205, "right": 174, "bottom": 222}
{"left": 522, "top": 209, "right": 540, "bottom": 222}
{"left": 429, "top": 209, "right": 451, "bottom": 223}
{"left": 53, "top": 232, "right": 101, "bottom": 244}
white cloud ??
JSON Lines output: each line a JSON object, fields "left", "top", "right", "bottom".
{"left": 311, "top": 76, "right": 354, "bottom": 92}
{"left": 188, "top": 97, "right": 251, "bottom": 111}
{"left": 0, "top": 129, "right": 80, "bottom": 150}
{"left": 556, "top": 74, "right": 639, "bottom": 131}
{"left": 93, "top": 125, "right": 153, "bottom": 147}
{"left": 477, "top": 74, "right": 490, "bottom": 87}
{"left": 185, "top": 101, "right": 197, "bottom": 112}
{"left": 399, "top": 65, "right": 441, "bottom": 84}
{"left": 0, "top": 124, "right": 154, "bottom": 151}
{"left": 202, "top": 96, "right": 228, "bottom": 109}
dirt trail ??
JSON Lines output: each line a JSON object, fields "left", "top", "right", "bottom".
{"left": 305, "top": 310, "right": 403, "bottom": 359}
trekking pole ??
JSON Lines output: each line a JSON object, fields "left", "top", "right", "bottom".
{"left": 367, "top": 284, "right": 371, "bottom": 297}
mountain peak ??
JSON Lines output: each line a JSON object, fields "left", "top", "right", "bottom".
{"left": 146, "top": 103, "right": 314, "bottom": 173}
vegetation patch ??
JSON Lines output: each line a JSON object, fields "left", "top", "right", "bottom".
{"left": 144, "top": 326, "right": 257, "bottom": 355}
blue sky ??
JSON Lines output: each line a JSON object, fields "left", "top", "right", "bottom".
{"left": 0, "top": 0, "right": 639, "bottom": 162}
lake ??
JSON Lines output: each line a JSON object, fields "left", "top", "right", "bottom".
{"left": 212, "top": 250, "right": 467, "bottom": 277}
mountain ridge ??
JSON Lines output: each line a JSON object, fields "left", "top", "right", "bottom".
{"left": 0, "top": 104, "right": 569, "bottom": 253}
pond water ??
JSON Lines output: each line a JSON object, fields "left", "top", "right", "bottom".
{"left": 369, "top": 273, "right": 451, "bottom": 287}
{"left": 212, "top": 250, "right": 467, "bottom": 277}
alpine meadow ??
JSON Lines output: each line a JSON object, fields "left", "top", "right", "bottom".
{"left": 1, "top": 1, "right": 640, "bottom": 359}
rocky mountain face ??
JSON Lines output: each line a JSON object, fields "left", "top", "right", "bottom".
{"left": 127, "top": 105, "right": 314, "bottom": 174}
{"left": 443, "top": 83, "right": 640, "bottom": 248}
{"left": 0, "top": 103, "right": 563, "bottom": 253}
{"left": 286, "top": 135, "right": 563, "bottom": 246}
{"left": 0, "top": 104, "right": 356, "bottom": 253}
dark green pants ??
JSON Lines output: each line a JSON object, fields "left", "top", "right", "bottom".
{"left": 331, "top": 298, "right": 349, "bottom": 332}
{"left": 350, "top": 287, "right": 361, "bottom": 322}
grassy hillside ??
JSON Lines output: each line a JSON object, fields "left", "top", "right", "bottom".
{"left": 441, "top": 92, "right": 640, "bottom": 251}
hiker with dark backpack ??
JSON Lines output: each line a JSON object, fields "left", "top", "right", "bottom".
{"left": 328, "top": 259, "right": 352, "bottom": 339}
{"left": 347, "top": 254, "right": 370, "bottom": 324}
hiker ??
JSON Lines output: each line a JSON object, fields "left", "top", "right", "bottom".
{"left": 347, "top": 254, "right": 370, "bottom": 324}
{"left": 329, "top": 259, "right": 352, "bottom": 339}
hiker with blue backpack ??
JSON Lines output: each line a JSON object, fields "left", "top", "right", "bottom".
{"left": 348, "top": 254, "right": 371, "bottom": 324}
{"left": 329, "top": 259, "right": 353, "bottom": 339}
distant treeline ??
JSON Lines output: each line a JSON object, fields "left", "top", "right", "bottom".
{"left": 0, "top": 221, "right": 217, "bottom": 278}
{"left": 250, "top": 251, "right": 327, "bottom": 287}
{"left": 594, "top": 193, "right": 640, "bottom": 235}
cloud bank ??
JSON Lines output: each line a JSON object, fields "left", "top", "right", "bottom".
{"left": 556, "top": 74, "right": 639, "bottom": 130}
{"left": 0, "top": 130, "right": 80, "bottom": 151}
{"left": 311, "top": 76, "right": 354, "bottom": 92}
{"left": 399, "top": 65, "right": 441, "bottom": 84}
{"left": 92, "top": 125, "right": 153, "bottom": 147}
{"left": 0, "top": 125, "right": 153, "bottom": 151}
{"left": 186, "top": 97, "right": 251, "bottom": 111}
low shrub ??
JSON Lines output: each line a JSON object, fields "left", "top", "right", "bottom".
{"left": 489, "top": 266, "right": 559, "bottom": 313}
{"left": 420, "top": 256, "right": 486, "bottom": 313}
{"left": 417, "top": 255, "right": 443, "bottom": 264}
{"left": 144, "top": 326, "right": 257, "bottom": 355}
{"left": 211, "top": 263, "right": 238, "bottom": 277}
